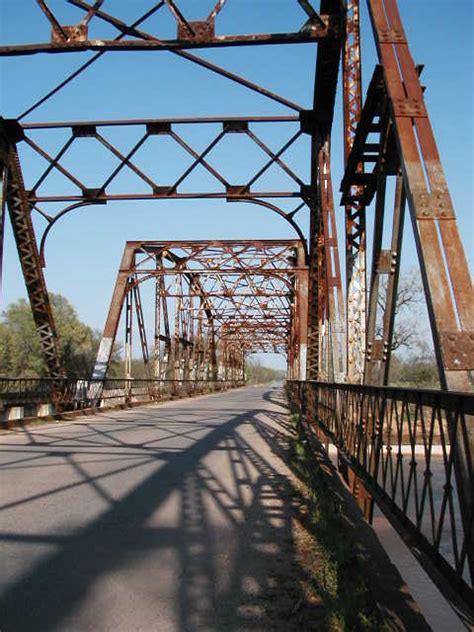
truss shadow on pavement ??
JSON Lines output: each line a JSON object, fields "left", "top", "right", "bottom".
{"left": 0, "top": 387, "right": 429, "bottom": 631}
{"left": 0, "top": 391, "right": 320, "bottom": 631}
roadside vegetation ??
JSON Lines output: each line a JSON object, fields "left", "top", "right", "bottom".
{"left": 0, "top": 294, "right": 105, "bottom": 377}
{"left": 288, "top": 415, "right": 384, "bottom": 631}
{"left": 245, "top": 357, "right": 285, "bottom": 384}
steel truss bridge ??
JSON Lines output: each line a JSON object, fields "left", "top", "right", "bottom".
{"left": 0, "top": 0, "right": 472, "bottom": 623}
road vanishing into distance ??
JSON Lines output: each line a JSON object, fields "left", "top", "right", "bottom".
{"left": 0, "top": 386, "right": 307, "bottom": 632}
{"left": 0, "top": 385, "right": 463, "bottom": 632}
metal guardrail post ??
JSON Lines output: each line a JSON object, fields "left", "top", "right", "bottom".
{"left": 287, "top": 379, "right": 474, "bottom": 622}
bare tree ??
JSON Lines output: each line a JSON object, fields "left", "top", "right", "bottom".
{"left": 376, "top": 270, "right": 424, "bottom": 352}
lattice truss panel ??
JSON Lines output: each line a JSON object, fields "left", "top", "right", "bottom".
{"left": 0, "top": 0, "right": 345, "bottom": 384}
{"left": 0, "top": 0, "right": 472, "bottom": 390}
{"left": 0, "top": 0, "right": 338, "bottom": 55}
{"left": 93, "top": 240, "right": 308, "bottom": 381}
{"left": 14, "top": 117, "right": 312, "bottom": 206}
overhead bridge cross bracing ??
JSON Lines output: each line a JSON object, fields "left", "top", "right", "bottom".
{"left": 0, "top": 0, "right": 473, "bottom": 622}
{"left": 93, "top": 240, "right": 308, "bottom": 383}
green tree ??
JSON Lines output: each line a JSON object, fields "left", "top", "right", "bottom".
{"left": 390, "top": 340, "right": 439, "bottom": 388}
{"left": 245, "top": 358, "right": 285, "bottom": 384}
{"left": 0, "top": 294, "right": 102, "bottom": 377}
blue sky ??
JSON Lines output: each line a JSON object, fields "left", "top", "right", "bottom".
{"left": 0, "top": 1, "right": 472, "bottom": 368}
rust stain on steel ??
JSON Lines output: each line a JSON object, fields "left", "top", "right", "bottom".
{"left": 93, "top": 240, "right": 308, "bottom": 383}
{"left": 0, "top": 0, "right": 472, "bottom": 397}
{"left": 0, "top": 0, "right": 336, "bottom": 56}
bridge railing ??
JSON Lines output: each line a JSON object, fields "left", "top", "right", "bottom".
{"left": 287, "top": 380, "right": 474, "bottom": 618}
{"left": 0, "top": 377, "right": 244, "bottom": 422}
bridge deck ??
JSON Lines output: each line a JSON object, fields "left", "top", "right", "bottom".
{"left": 0, "top": 386, "right": 426, "bottom": 631}
{"left": 0, "top": 386, "right": 309, "bottom": 631}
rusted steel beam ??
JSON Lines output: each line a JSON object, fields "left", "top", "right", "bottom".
{"left": 306, "top": 0, "right": 344, "bottom": 382}
{"left": 362, "top": 84, "right": 405, "bottom": 387}
{"left": 312, "top": 0, "right": 344, "bottom": 134}
{"left": 0, "top": 165, "right": 5, "bottom": 298}
{"left": 92, "top": 246, "right": 135, "bottom": 379}
{"left": 66, "top": 0, "right": 305, "bottom": 112}
{"left": 295, "top": 257, "right": 309, "bottom": 381}
{"left": 377, "top": 174, "right": 406, "bottom": 386}
{"left": 22, "top": 115, "right": 300, "bottom": 129}
{"left": 94, "top": 240, "right": 306, "bottom": 379}
{"left": 341, "top": 65, "right": 386, "bottom": 205}
{"left": 365, "top": 163, "right": 406, "bottom": 385}
{"left": 132, "top": 283, "right": 152, "bottom": 380}
{"left": 153, "top": 270, "right": 162, "bottom": 381}
{"left": 0, "top": 120, "right": 63, "bottom": 380}
{"left": 367, "top": 0, "right": 474, "bottom": 392}
{"left": 124, "top": 281, "right": 133, "bottom": 380}
{"left": 110, "top": 238, "right": 303, "bottom": 249}
{"left": 318, "top": 139, "right": 346, "bottom": 381}
{"left": 36, "top": 0, "right": 70, "bottom": 42}
{"left": 27, "top": 191, "right": 303, "bottom": 203}
{"left": 366, "top": 0, "right": 474, "bottom": 605}
{"left": 17, "top": 116, "right": 307, "bottom": 209}
{"left": 343, "top": 0, "right": 367, "bottom": 385}
{"left": 0, "top": 0, "right": 338, "bottom": 57}
{"left": 11, "top": 117, "right": 311, "bottom": 263}
{"left": 0, "top": 31, "right": 336, "bottom": 56}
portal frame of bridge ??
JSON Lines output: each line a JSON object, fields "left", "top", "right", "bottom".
{"left": 0, "top": 0, "right": 472, "bottom": 392}
{"left": 92, "top": 239, "right": 308, "bottom": 384}
{"left": 0, "top": 0, "right": 473, "bottom": 620}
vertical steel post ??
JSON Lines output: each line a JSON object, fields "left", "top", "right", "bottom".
{"left": 153, "top": 258, "right": 162, "bottom": 380}
{"left": 174, "top": 275, "right": 180, "bottom": 382}
{"left": 0, "top": 165, "right": 5, "bottom": 300}
{"left": 124, "top": 283, "right": 133, "bottom": 380}
{"left": 319, "top": 139, "right": 346, "bottom": 381}
{"left": 133, "top": 282, "right": 152, "bottom": 379}
{"left": 161, "top": 275, "right": 172, "bottom": 380}
{"left": 343, "top": 0, "right": 367, "bottom": 383}
{"left": 296, "top": 266, "right": 309, "bottom": 381}
{"left": 365, "top": 167, "right": 406, "bottom": 385}
{"left": 306, "top": 0, "right": 344, "bottom": 381}
{"left": 306, "top": 178, "right": 321, "bottom": 380}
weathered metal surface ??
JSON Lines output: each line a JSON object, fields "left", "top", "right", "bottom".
{"left": 0, "top": 0, "right": 473, "bottom": 614}
{"left": 305, "top": 0, "right": 344, "bottom": 382}
{"left": 288, "top": 380, "right": 474, "bottom": 623}
{"left": 93, "top": 240, "right": 308, "bottom": 382}
{"left": 343, "top": 0, "right": 367, "bottom": 384}
{"left": 0, "top": 0, "right": 471, "bottom": 396}
{"left": 0, "top": 122, "right": 63, "bottom": 380}
{"left": 0, "top": 0, "right": 336, "bottom": 56}
{"left": 366, "top": 0, "right": 474, "bottom": 391}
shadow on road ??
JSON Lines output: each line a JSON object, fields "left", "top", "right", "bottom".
{"left": 0, "top": 389, "right": 314, "bottom": 631}
{"left": 0, "top": 387, "right": 428, "bottom": 631}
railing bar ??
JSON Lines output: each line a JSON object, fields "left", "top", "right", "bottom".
{"left": 286, "top": 380, "right": 473, "bottom": 615}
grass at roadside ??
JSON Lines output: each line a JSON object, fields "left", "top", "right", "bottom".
{"left": 288, "top": 414, "right": 385, "bottom": 631}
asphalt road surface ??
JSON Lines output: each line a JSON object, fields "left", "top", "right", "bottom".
{"left": 0, "top": 386, "right": 302, "bottom": 632}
